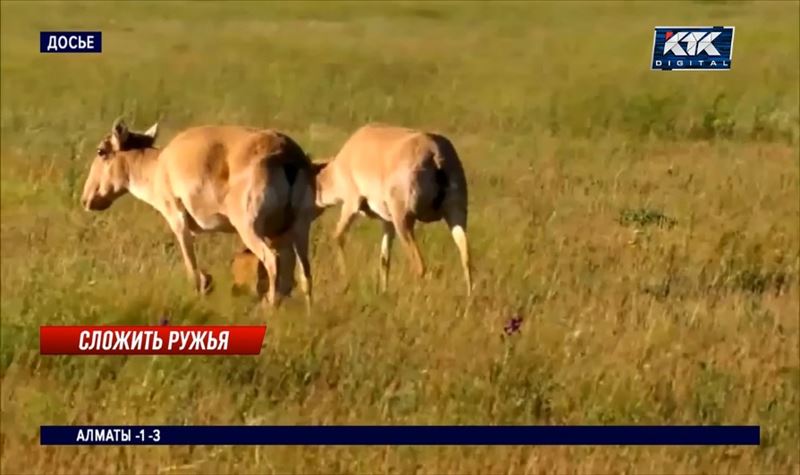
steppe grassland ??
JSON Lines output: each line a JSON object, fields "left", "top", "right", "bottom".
{"left": 1, "top": 1, "right": 798, "bottom": 473}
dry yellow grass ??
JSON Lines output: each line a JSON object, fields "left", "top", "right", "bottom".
{"left": 1, "top": 1, "right": 798, "bottom": 474}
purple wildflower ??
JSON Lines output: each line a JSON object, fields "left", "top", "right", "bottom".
{"left": 503, "top": 315, "right": 523, "bottom": 336}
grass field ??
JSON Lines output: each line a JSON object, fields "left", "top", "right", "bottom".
{"left": 1, "top": 1, "right": 799, "bottom": 473}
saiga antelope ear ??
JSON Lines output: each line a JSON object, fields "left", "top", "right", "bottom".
{"left": 143, "top": 122, "right": 159, "bottom": 140}
{"left": 110, "top": 117, "right": 129, "bottom": 151}
{"left": 311, "top": 159, "right": 331, "bottom": 176}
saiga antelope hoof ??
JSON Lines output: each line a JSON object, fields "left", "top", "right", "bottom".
{"left": 260, "top": 295, "right": 282, "bottom": 311}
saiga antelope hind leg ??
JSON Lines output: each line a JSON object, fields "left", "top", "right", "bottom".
{"left": 388, "top": 201, "right": 425, "bottom": 278}
{"left": 378, "top": 220, "right": 395, "bottom": 293}
{"left": 235, "top": 225, "right": 280, "bottom": 308}
{"left": 444, "top": 211, "right": 472, "bottom": 296}
{"left": 290, "top": 215, "right": 313, "bottom": 312}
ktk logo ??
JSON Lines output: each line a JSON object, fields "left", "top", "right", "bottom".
{"left": 663, "top": 31, "right": 721, "bottom": 56}
{"left": 651, "top": 26, "right": 735, "bottom": 71}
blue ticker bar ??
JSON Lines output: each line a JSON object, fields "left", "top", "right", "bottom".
{"left": 40, "top": 425, "right": 760, "bottom": 446}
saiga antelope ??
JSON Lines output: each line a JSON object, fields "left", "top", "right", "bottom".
{"left": 80, "top": 118, "right": 315, "bottom": 308}
{"left": 313, "top": 123, "right": 472, "bottom": 295}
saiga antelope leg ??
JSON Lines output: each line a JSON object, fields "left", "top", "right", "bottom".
{"left": 389, "top": 204, "right": 425, "bottom": 278}
{"left": 291, "top": 215, "right": 313, "bottom": 312}
{"left": 235, "top": 225, "right": 280, "bottom": 308}
{"left": 444, "top": 211, "right": 472, "bottom": 296}
{"left": 332, "top": 200, "right": 360, "bottom": 276}
{"left": 166, "top": 211, "right": 212, "bottom": 294}
{"left": 379, "top": 220, "right": 395, "bottom": 292}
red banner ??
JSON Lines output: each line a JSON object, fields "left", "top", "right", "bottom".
{"left": 39, "top": 326, "right": 266, "bottom": 355}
